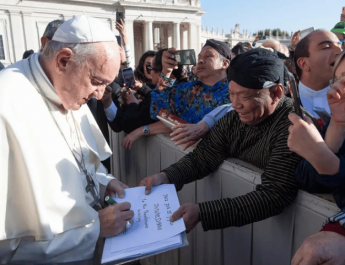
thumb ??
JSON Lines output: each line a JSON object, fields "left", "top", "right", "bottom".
{"left": 170, "top": 206, "right": 184, "bottom": 222}
{"left": 116, "top": 185, "right": 125, "bottom": 199}
{"left": 288, "top": 113, "right": 302, "bottom": 124}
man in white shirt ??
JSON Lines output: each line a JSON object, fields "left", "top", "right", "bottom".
{"left": 294, "top": 30, "right": 342, "bottom": 117}
{"left": 0, "top": 15, "right": 133, "bottom": 263}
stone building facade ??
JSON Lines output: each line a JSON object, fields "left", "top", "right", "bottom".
{"left": 0, "top": 0, "right": 204, "bottom": 67}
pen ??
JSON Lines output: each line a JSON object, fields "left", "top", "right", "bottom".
{"left": 105, "top": 196, "right": 132, "bottom": 229}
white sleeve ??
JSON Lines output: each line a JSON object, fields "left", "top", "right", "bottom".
{"left": 0, "top": 218, "right": 100, "bottom": 263}
{"left": 124, "top": 45, "right": 135, "bottom": 69}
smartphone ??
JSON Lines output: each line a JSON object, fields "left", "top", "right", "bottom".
{"left": 169, "top": 49, "right": 196, "bottom": 65}
{"left": 121, "top": 67, "right": 135, "bottom": 89}
{"left": 116, "top": 11, "right": 125, "bottom": 23}
{"left": 288, "top": 73, "right": 303, "bottom": 118}
{"left": 115, "top": 35, "right": 122, "bottom": 46}
{"left": 259, "top": 36, "right": 267, "bottom": 40}
{"left": 299, "top": 27, "right": 314, "bottom": 39}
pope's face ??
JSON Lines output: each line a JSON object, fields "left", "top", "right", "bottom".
{"left": 57, "top": 42, "right": 119, "bottom": 110}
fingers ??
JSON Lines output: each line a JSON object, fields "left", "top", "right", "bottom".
{"left": 171, "top": 123, "right": 186, "bottom": 133}
{"left": 170, "top": 206, "right": 184, "bottom": 222}
{"left": 303, "top": 114, "right": 314, "bottom": 125}
{"left": 118, "top": 201, "right": 131, "bottom": 211}
{"left": 288, "top": 113, "right": 302, "bottom": 124}
{"left": 121, "top": 182, "right": 129, "bottom": 189}
{"left": 116, "top": 184, "right": 125, "bottom": 199}
{"left": 122, "top": 209, "right": 134, "bottom": 220}
{"left": 183, "top": 141, "right": 196, "bottom": 151}
{"left": 139, "top": 177, "right": 154, "bottom": 195}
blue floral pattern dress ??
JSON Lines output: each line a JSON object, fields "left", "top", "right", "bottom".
{"left": 150, "top": 73, "right": 230, "bottom": 124}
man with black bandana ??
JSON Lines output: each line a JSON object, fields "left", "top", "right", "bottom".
{"left": 140, "top": 48, "right": 303, "bottom": 233}
{"left": 150, "top": 39, "right": 231, "bottom": 124}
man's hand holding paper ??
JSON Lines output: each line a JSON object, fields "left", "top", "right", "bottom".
{"left": 102, "top": 185, "right": 187, "bottom": 263}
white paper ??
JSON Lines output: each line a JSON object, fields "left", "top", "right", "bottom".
{"left": 102, "top": 234, "right": 182, "bottom": 263}
{"left": 107, "top": 184, "right": 186, "bottom": 253}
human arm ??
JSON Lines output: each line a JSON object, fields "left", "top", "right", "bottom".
{"left": 291, "top": 230, "right": 345, "bottom": 265}
{"left": 289, "top": 31, "right": 300, "bottom": 57}
{"left": 169, "top": 97, "right": 233, "bottom": 149}
{"left": 116, "top": 19, "right": 134, "bottom": 69}
{"left": 288, "top": 113, "right": 340, "bottom": 175}
{"left": 121, "top": 121, "right": 171, "bottom": 150}
{"left": 324, "top": 75, "right": 345, "bottom": 153}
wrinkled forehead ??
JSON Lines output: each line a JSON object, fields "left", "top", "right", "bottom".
{"left": 229, "top": 80, "right": 263, "bottom": 95}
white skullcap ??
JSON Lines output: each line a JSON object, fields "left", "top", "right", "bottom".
{"left": 52, "top": 15, "right": 116, "bottom": 43}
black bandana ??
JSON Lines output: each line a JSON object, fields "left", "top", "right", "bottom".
{"left": 229, "top": 48, "right": 285, "bottom": 89}
{"left": 203, "top": 39, "right": 231, "bottom": 60}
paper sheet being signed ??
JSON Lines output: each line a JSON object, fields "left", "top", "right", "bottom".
{"left": 106, "top": 184, "right": 186, "bottom": 253}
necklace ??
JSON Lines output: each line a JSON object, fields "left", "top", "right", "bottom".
{"left": 28, "top": 55, "right": 101, "bottom": 207}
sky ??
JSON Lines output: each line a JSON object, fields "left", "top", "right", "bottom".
{"left": 201, "top": 0, "right": 343, "bottom": 36}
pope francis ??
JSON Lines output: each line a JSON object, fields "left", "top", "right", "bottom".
{"left": 0, "top": 16, "right": 134, "bottom": 263}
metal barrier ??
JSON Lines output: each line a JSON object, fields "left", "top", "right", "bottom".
{"left": 109, "top": 132, "right": 340, "bottom": 265}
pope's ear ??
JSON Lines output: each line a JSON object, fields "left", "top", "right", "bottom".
{"left": 55, "top": 48, "right": 73, "bottom": 73}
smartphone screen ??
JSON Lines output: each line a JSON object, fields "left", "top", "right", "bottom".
{"left": 170, "top": 49, "right": 196, "bottom": 65}
{"left": 121, "top": 67, "right": 134, "bottom": 88}
{"left": 288, "top": 73, "right": 303, "bottom": 117}
{"left": 116, "top": 12, "right": 125, "bottom": 23}
{"left": 299, "top": 27, "right": 314, "bottom": 39}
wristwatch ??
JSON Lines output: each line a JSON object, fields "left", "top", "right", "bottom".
{"left": 143, "top": 125, "right": 150, "bottom": 135}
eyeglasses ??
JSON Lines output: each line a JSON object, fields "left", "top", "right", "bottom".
{"left": 330, "top": 73, "right": 345, "bottom": 88}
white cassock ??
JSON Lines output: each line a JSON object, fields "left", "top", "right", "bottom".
{"left": 0, "top": 52, "right": 115, "bottom": 263}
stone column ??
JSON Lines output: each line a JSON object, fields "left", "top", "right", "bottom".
{"left": 167, "top": 24, "right": 173, "bottom": 48}
{"left": 144, "top": 21, "right": 154, "bottom": 51}
{"left": 22, "top": 11, "right": 37, "bottom": 52}
{"left": 125, "top": 19, "right": 135, "bottom": 63}
{"left": 181, "top": 24, "right": 188, "bottom": 49}
{"left": 8, "top": 10, "right": 25, "bottom": 62}
{"left": 189, "top": 22, "right": 198, "bottom": 52}
{"left": 173, "top": 22, "right": 180, "bottom": 49}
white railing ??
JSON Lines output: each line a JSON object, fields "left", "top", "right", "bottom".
{"left": 109, "top": 132, "right": 339, "bottom": 265}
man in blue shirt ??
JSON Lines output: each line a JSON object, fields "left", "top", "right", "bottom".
{"left": 150, "top": 39, "right": 231, "bottom": 124}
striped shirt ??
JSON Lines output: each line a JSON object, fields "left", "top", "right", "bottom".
{"left": 163, "top": 96, "right": 301, "bottom": 231}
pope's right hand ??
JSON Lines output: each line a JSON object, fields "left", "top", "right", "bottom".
{"left": 139, "top": 172, "right": 170, "bottom": 195}
{"left": 99, "top": 202, "right": 134, "bottom": 238}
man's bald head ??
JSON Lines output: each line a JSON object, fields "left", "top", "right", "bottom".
{"left": 294, "top": 29, "right": 342, "bottom": 89}
{"left": 262, "top": 40, "right": 289, "bottom": 57}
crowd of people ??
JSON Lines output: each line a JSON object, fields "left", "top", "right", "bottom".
{"left": 1, "top": 9, "right": 345, "bottom": 265}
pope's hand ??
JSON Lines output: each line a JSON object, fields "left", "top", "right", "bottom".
{"left": 99, "top": 202, "right": 134, "bottom": 238}
{"left": 170, "top": 121, "right": 209, "bottom": 151}
{"left": 292, "top": 231, "right": 345, "bottom": 265}
{"left": 328, "top": 75, "right": 345, "bottom": 126}
{"left": 170, "top": 203, "right": 200, "bottom": 234}
{"left": 139, "top": 172, "right": 170, "bottom": 195}
{"left": 105, "top": 179, "right": 129, "bottom": 199}
{"left": 287, "top": 113, "right": 324, "bottom": 161}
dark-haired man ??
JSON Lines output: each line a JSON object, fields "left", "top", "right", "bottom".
{"left": 294, "top": 30, "right": 342, "bottom": 118}
{"left": 140, "top": 49, "right": 302, "bottom": 233}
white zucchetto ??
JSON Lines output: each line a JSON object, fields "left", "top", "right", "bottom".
{"left": 52, "top": 15, "right": 116, "bottom": 43}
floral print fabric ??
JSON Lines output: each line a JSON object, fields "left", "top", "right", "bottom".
{"left": 150, "top": 74, "right": 230, "bottom": 124}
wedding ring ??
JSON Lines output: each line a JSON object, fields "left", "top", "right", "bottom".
{"left": 126, "top": 221, "right": 132, "bottom": 229}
